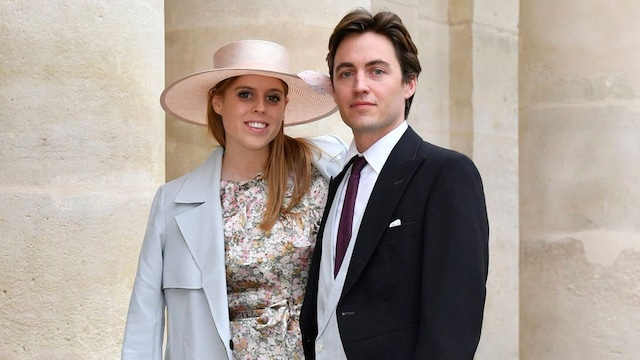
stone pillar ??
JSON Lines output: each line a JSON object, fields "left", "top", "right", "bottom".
{"left": 164, "top": 0, "right": 365, "bottom": 180}
{"left": 520, "top": 0, "right": 640, "bottom": 358}
{"left": 449, "top": 1, "right": 520, "bottom": 358}
{"left": 0, "top": 1, "right": 165, "bottom": 359}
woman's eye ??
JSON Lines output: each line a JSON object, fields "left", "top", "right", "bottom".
{"left": 267, "top": 95, "right": 281, "bottom": 103}
{"left": 238, "top": 91, "right": 252, "bottom": 99}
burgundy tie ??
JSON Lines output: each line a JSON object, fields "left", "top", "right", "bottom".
{"left": 335, "top": 156, "right": 367, "bottom": 276}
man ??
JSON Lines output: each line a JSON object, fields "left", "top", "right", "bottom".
{"left": 300, "top": 8, "right": 490, "bottom": 360}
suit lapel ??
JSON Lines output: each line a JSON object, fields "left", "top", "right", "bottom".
{"left": 342, "top": 129, "right": 424, "bottom": 296}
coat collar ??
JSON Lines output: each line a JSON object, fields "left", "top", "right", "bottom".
{"left": 174, "top": 147, "right": 224, "bottom": 204}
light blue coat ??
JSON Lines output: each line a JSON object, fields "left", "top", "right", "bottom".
{"left": 122, "top": 135, "right": 346, "bottom": 360}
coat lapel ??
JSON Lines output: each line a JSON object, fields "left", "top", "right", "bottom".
{"left": 342, "top": 129, "right": 424, "bottom": 296}
{"left": 174, "top": 147, "right": 224, "bottom": 269}
{"left": 174, "top": 147, "right": 232, "bottom": 350}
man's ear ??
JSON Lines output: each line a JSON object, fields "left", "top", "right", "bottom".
{"left": 404, "top": 77, "right": 417, "bottom": 99}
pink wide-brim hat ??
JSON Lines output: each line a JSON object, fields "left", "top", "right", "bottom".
{"left": 160, "top": 39, "right": 337, "bottom": 127}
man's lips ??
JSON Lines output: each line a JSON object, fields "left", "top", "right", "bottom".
{"left": 350, "top": 100, "right": 375, "bottom": 108}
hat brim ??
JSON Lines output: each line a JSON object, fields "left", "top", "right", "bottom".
{"left": 160, "top": 68, "right": 337, "bottom": 127}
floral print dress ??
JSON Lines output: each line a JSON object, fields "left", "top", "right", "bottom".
{"left": 221, "top": 169, "right": 328, "bottom": 360}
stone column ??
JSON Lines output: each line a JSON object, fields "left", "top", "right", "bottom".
{"left": 520, "top": 0, "right": 640, "bottom": 358}
{"left": 164, "top": 0, "right": 364, "bottom": 180}
{"left": 449, "top": 1, "right": 520, "bottom": 358}
{"left": 0, "top": 1, "right": 165, "bottom": 359}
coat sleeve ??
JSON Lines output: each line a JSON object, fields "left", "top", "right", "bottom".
{"left": 122, "top": 186, "right": 167, "bottom": 360}
{"left": 308, "top": 134, "right": 348, "bottom": 179}
{"left": 417, "top": 153, "right": 489, "bottom": 359}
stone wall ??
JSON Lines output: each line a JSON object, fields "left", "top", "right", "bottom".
{"left": 520, "top": 0, "right": 640, "bottom": 358}
{"left": 0, "top": 1, "right": 165, "bottom": 359}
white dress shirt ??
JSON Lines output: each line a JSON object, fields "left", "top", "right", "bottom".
{"left": 315, "top": 121, "right": 408, "bottom": 359}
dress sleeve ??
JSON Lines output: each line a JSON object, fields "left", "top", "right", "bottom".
{"left": 121, "top": 186, "right": 167, "bottom": 360}
{"left": 308, "top": 134, "right": 348, "bottom": 179}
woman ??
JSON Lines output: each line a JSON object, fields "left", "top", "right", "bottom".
{"left": 122, "top": 40, "right": 345, "bottom": 359}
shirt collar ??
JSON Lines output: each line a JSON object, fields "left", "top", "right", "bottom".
{"left": 344, "top": 121, "right": 408, "bottom": 174}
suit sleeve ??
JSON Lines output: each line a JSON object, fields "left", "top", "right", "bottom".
{"left": 121, "top": 187, "right": 167, "bottom": 360}
{"left": 417, "top": 154, "right": 489, "bottom": 359}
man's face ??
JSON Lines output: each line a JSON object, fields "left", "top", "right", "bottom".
{"left": 332, "top": 32, "right": 416, "bottom": 151}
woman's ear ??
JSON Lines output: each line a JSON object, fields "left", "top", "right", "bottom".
{"left": 212, "top": 95, "right": 223, "bottom": 115}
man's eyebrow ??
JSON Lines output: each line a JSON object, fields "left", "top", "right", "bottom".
{"left": 334, "top": 62, "right": 354, "bottom": 73}
{"left": 365, "top": 59, "right": 391, "bottom": 68}
{"left": 334, "top": 59, "right": 391, "bottom": 73}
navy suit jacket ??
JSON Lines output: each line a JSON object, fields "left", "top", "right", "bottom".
{"left": 300, "top": 127, "right": 489, "bottom": 359}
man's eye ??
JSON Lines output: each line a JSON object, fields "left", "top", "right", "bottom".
{"left": 338, "top": 71, "right": 353, "bottom": 78}
{"left": 372, "top": 69, "right": 384, "bottom": 75}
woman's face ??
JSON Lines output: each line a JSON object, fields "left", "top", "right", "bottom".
{"left": 212, "top": 74, "right": 288, "bottom": 155}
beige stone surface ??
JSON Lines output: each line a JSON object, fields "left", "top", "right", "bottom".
{"left": 521, "top": 239, "right": 640, "bottom": 359}
{"left": 449, "top": 22, "right": 474, "bottom": 155}
{"left": 520, "top": 0, "right": 640, "bottom": 358}
{"left": 475, "top": 0, "right": 520, "bottom": 30}
{"left": 521, "top": 107, "right": 640, "bottom": 236}
{"left": 414, "top": 18, "right": 451, "bottom": 147}
{"left": 0, "top": 1, "right": 165, "bottom": 359}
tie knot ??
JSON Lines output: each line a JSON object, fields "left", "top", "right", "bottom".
{"left": 351, "top": 156, "right": 367, "bottom": 176}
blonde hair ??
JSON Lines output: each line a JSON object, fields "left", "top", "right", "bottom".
{"left": 207, "top": 77, "right": 317, "bottom": 231}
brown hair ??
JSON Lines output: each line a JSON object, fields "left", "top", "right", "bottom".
{"left": 327, "top": 8, "right": 422, "bottom": 119}
{"left": 207, "top": 77, "right": 316, "bottom": 232}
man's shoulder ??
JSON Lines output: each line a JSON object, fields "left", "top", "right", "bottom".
{"left": 417, "top": 140, "right": 465, "bottom": 159}
{"left": 391, "top": 126, "right": 480, "bottom": 171}
{"left": 394, "top": 132, "right": 479, "bottom": 176}
{"left": 397, "top": 131, "right": 465, "bottom": 160}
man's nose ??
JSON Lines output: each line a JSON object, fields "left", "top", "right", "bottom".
{"left": 352, "top": 72, "right": 370, "bottom": 93}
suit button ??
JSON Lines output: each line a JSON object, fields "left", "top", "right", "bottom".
{"left": 316, "top": 344, "right": 323, "bottom": 352}
{"left": 229, "top": 339, "right": 234, "bottom": 350}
